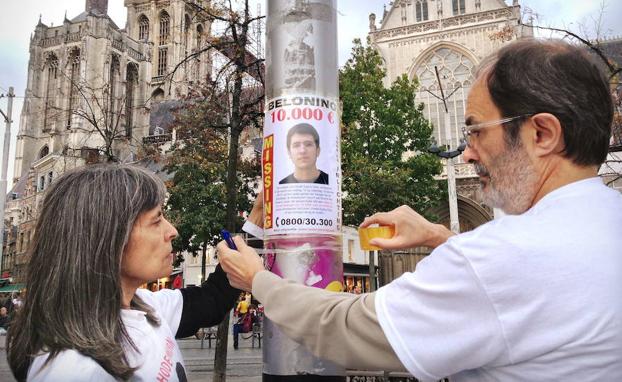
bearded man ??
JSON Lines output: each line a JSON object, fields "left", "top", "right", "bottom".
{"left": 218, "top": 39, "right": 622, "bottom": 381}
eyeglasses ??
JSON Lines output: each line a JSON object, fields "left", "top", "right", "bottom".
{"left": 461, "top": 114, "right": 532, "bottom": 146}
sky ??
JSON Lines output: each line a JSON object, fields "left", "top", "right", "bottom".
{"left": 0, "top": 0, "right": 621, "bottom": 188}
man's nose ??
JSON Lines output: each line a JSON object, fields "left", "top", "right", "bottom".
{"left": 462, "top": 145, "right": 479, "bottom": 163}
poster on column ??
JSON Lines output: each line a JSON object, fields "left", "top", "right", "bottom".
{"left": 262, "top": 95, "right": 341, "bottom": 236}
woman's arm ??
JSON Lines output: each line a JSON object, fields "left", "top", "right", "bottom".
{"left": 176, "top": 264, "right": 240, "bottom": 338}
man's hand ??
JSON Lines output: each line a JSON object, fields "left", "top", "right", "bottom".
{"left": 217, "top": 236, "right": 265, "bottom": 291}
{"left": 360, "top": 205, "right": 454, "bottom": 250}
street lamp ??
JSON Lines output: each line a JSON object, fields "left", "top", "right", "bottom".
{"left": 423, "top": 67, "right": 466, "bottom": 234}
{"left": 428, "top": 135, "right": 466, "bottom": 234}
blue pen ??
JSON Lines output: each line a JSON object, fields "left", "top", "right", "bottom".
{"left": 221, "top": 229, "right": 238, "bottom": 250}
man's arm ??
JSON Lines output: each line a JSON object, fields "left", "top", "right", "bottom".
{"left": 252, "top": 270, "right": 406, "bottom": 372}
{"left": 361, "top": 205, "right": 454, "bottom": 250}
{"left": 217, "top": 237, "right": 405, "bottom": 372}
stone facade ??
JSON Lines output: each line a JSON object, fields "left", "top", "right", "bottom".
{"left": 4, "top": 0, "right": 213, "bottom": 281}
{"left": 598, "top": 37, "right": 622, "bottom": 192}
{"left": 369, "top": 0, "right": 533, "bottom": 228}
{"left": 14, "top": 0, "right": 212, "bottom": 183}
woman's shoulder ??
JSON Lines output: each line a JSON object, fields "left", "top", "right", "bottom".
{"left": 28, "top": 349, "right": 116, "bottom": 382}
{"left": 135, "top": 287, "right": 182, "bottom": 311}
{"left": 134, "top": 287, "right": 183, "bottom": 329}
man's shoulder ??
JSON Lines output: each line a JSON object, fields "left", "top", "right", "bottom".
{"left": 279, "top": 173, "right": 296, "bottom": 184}
{"left": 316, "top": 170, "right": 329, "bottom": 184}
{"left": 444, "top": 212, "right": 546, "bottom": 266}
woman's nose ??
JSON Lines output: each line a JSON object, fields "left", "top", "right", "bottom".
{"left": 164, "top": 218, "right": 178, "bottom": 240}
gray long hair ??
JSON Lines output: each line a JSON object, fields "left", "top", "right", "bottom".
{"left": 8, "top": 164, "right": 167, "bottom": 380}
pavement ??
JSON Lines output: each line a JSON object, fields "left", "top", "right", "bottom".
{"left": 0, "top": 332, "right": 264, "bottom": 382}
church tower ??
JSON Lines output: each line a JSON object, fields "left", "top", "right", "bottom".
{"left": 124, "top": 0, "right": 212, "bottom": 109}
{"left": 13, "top": 0, "right": 153, "bottom": 184}
{"left": 5, "top": 0, "right": 217, "bottom": 282}
{"left": 86, "top": 0, "right": 109, "bottom": 15}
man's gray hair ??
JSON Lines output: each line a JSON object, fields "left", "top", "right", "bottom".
{"left": 477, "top": 39, "right": 613, "bottom": 165}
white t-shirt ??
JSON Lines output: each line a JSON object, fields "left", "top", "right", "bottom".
{"left": 376, "top": 178, "right": 622, "bottom": 381}
{"left": 28, "top": 288, "right": 186, "bottom": 381}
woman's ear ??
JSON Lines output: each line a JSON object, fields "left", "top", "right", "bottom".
{"left": 528, "top": 113, "right": 564, "bottom": 157}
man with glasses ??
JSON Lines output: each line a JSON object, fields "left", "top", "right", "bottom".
{"left": 218, "top": 39, "right": 622, "bottom": 381}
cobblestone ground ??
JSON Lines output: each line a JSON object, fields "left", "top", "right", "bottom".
{"left": 0, "top": 334, "right": 264, "bottom": 382}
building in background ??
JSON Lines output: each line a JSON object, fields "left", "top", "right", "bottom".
{"left": 597, "top": 36, "right": 622, "bottom": 192}
{"left": 369, "top": 0, "right": 533, "bottom": 230}
{"left": 3, "top": 0, "right": 213, "bottom": 282}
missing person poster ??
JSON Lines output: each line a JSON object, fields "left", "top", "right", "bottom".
{"left": 263, "top": 95, "right": 341, "bottom": 236}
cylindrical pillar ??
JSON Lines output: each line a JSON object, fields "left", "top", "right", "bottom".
{"left": 444, "top": 111, "right": 460, "bottom": 234}
{"left": 262, "top": 1, "right": 344, "bottom": 380}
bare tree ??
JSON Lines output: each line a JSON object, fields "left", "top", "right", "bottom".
{"left": 47, "top": 62, "right": 148, "bottom": 165}
{"left": 165, "top": 1, "right": 265, "bottom": 381}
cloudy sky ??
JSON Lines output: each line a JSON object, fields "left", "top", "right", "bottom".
{"left": 0, "top": 0, "right": 621, "bottom": 187}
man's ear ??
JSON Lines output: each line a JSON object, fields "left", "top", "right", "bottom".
{"left": 528, "top": 113, "right": 564, "bottom": 157}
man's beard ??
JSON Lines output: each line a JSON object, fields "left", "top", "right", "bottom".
{"left": 474, "top": 143, "right": 538, "bottom": 215}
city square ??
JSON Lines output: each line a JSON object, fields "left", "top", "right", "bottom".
{"left": 0, "top": 0, "right": 620, "bottom": 381}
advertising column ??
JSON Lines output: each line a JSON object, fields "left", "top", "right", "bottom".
{"left": 263, "top": 1, "right": 345, "bottom": 381}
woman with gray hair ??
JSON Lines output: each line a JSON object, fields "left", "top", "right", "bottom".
{"left": 7, "top": 164, "right": 239, "bottom": 381}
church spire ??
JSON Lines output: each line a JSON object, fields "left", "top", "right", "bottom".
{"left": 85, "top": 0, "right": 108, "bottom": 15}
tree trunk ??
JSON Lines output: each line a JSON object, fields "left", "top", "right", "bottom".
{"left": 213, "top": 63, "right": 245, "bottom": 382}
{"left": 212, "top": 6, "right": 252, "bottom": 379}
{"left": 201, "top": 243, "right": 207, "bottom": 283}
{"left": 213, "top": 314, "right": 231, "bottom": 381}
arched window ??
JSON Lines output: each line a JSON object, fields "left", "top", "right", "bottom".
{"left": 452, "top": 0, "right": 466, "bottom": 15}
{"left": 151, "top": 88, "right": 165, "bottom": 103}
{"left": 138, "top": 15, "right": 150, "bottom": 41}
{"left": 39, "top": 145, "right": 49, "bottom": 159}
{"left": 67, "top": 48, "right": 80, "bottom": 128}
{"left": 415, "top": 1, "right": 428, "bottom": 22}
{"left": 196, "top": 24, "right": 204, "bottom": 49}
{"left": 192, "top": 59, "right": 200, "bottom": 82}
{"left": 44, "top": 54, "right": 59, "bottom": 130}
{"left": 159, "top": 11, "right": 170, "bottom": 45}
{"left": 108, "top": 55, "right": 120, "bottom": 129}
{"left": 415, "top": 47, "right": 475, "bottom": 151}
{"left": 157, "top": 47, "right": 168, "bottom": 76}
{"left": 184, "top": 14, "right": 191, "bottom": 46}
{"left": 400, "top": 3, "right": 407, "bottom": 24}
{"left": 125, "top": 63, "right": 139, "bottom": 138}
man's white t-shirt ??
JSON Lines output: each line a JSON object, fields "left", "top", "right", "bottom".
{"left": 376, "top": 177, "right": 622, "bottom": 381}
{"left": 28, "top": 288, "right": 186, "bottom": 381}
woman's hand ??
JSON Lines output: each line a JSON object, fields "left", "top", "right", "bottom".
{"left": 217, "top": 236, "right": 265, "bottom": 292}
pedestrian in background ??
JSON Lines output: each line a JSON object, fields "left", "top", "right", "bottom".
{"left": 0, "top": 307, "right": 10, "bottom": 334}
{"left": 7, "top": 164, "right": 239, "bottom": 381}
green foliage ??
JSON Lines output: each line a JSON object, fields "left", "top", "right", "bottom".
{"left": 164, "top": 100, "right": 260, "bottom": 256}
{"left": 340, "top": 39, "right": 444, "bottom": 225}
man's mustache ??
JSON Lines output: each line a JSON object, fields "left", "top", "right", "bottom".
{"left": 474, "top": 162, "right": 490, "bottom": 177}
